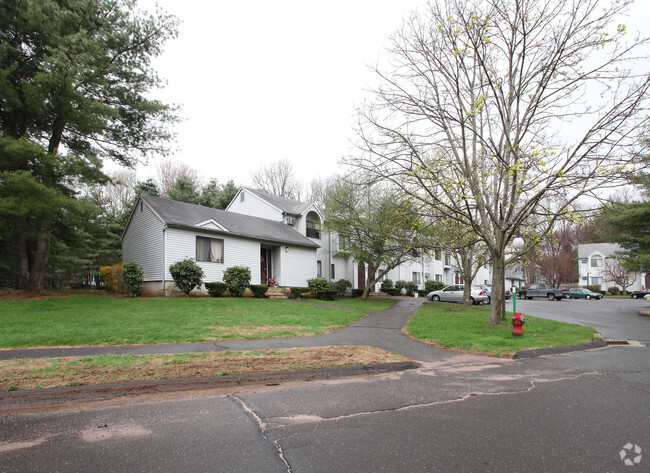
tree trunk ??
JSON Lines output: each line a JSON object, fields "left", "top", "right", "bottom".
{"left": 17, "top": 234, "right": 30, "bottom": 289}
{"left": 28, "top": 224, "right": 51, "bottom": 292}
{"left": 488, "top": 255, "right": 505, "bottom": 325}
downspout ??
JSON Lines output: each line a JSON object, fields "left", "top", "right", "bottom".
{"left": 162, "top": 225, "right": 167, "bottom": 296}
{"left": 328, "top": 230, "right": 332, "bottom": 282}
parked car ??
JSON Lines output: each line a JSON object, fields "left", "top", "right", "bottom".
{"left": 564, "top": 288, "right": 603, "bottom": 300}
{"left": 427, "top": 284, "right": 489, "bottom": 305}
{"left": 518, "top": 284, "right": 564, "bottom": 301}
{"left": 645, "top": 294, "right": 650, "bottom": 302}
{"left": 475, "top": 285, "right": 511, "bottom": 304}
{"left": 631, "top": 289, "right": 650, "bottom": 299}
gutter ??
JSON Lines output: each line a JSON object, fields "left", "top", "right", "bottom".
{"left": 162, "top": 225, "right": 167, "bottom": 296}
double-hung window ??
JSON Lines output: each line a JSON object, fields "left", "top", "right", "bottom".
{"left": 196, "top": 236, "right": 224, "bottom": 263}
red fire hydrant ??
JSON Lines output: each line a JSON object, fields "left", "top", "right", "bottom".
{"left": 511, "top": 312, "right": 525, "bottom": 337}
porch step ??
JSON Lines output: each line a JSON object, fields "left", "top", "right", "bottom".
{"left": 266, "top": 287, "right": 289, "bottom": 299}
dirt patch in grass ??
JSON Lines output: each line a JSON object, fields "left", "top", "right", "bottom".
{"left": 1, "top": 346, "right": 408, "bottom": 391}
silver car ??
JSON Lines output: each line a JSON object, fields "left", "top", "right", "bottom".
{"left": 427, "top": 284, "right": 489, "bottom": 305}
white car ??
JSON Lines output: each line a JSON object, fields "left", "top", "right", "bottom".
{"left": 427, "top": 284, "right": 489, "bottom": 305}
{"left": 645, "top": 294, "right": 650, "bottom": 302}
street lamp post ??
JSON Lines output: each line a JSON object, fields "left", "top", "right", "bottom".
{"left": 502, "top": 237, "right": 525, "bottom": 321}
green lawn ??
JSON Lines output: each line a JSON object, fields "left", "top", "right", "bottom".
{"left": 0, "top": 296, "right": 367, "bottom": 348}
{"left": 406, "top": 302, "right": 597, "bottom": 357}
{"left": 301, "top": 297, "right": 397, "bottom": 311}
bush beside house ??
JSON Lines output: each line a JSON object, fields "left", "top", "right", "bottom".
{"left": 169, "top": 258, "right": 205, "bottom": 297}
{"left": 223, "top": 266, "right": 252, "bottom": 297}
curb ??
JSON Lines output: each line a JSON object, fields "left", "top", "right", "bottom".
{"left": 638, "top": 310, "right": 650, "bottom": 317}
{"left": 513, "top": 338, "right": 607, "bottom": 359}
{"left": 0, "top": 361, "right": 420, "bottom": 406}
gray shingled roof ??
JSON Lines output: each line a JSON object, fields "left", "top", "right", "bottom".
{"left": 578, "top": 243, "right": 622, "bottom": 258}
{"left": 243, "top": 187, "right": 312, "bottom": 215}
{"left": 141, "top": 195, "right": 319, "bottom": 248}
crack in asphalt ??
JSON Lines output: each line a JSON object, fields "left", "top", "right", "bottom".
{"left": 266, "top": 370, "right": 602, "bottom": 429}
{"left": 229, "top": 394, "right": 292, "bottom": 473}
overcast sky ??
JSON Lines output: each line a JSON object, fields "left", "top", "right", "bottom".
{"left": 131, "top": 0, "right": 649, "bottom": 190}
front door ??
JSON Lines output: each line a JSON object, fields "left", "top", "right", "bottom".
{"left": 357, "top": 263, "right": 366, "bottom": 289}
{"left": 260, "top": 248, "right": 272, "bottom": 285}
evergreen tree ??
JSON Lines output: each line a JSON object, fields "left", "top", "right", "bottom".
{"left": 0, "top": 0, "right": 178, "bottom": 290}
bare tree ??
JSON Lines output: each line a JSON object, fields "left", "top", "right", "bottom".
{"left": 83, "top": 169, "right": 137, "bottom": 217}
{"left": 155, "top": 158, "right": 201, "bottom": 198}
{"left": 349, "top": 0, "right": 649, "bottom": 324}
{"left": 250, "top": 158, "right": 304, "bottom": 200}
{"left": 602, "top": 256, "right": 637, "bottom": 294}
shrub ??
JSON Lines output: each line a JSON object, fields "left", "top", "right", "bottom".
{"left": 395, "top": 280, "right": 417, "bottom": 296}
{"left": 385, "top": 288, "right": 401, "bottom": 296}
{"left": 249, "top": 285, "right": 269, "bottom": 298}
{"left": 380, "top": 279, "right": 394, "bottom": 291}
{"left": 607, "top": 286, "right": 620, "bottom": 295}
{"left": 169, "top": 258, "right": 205, "bottom": 297}
{"left": 307, "top": 277, "right": 337, "bottom": 299}
{"left": 417, "top": 289, "right": 428, "bottom": 297}
{"left": 351, "top": 289, "right": 364, "bottom": 297}
{"left": 319, "top": 289, "right": 339, "bottom": 300}
{"left": 290, "top": 287, "right": 310, "bottom": 299}
{"left": 425, "top": 280, "right": 445, "bottom": 292}
{"left": 99, "top": 264, "right": 125, "bottom": 293}
{"left": 587, "top": 284, "right": 602, "bottom": 294}
{"left": 223, "top": 266, "right": 252, "bottom": 297}
{"left": 122, "top": 262, "right": 144, "bottom": 297}
{"left": 205, "top": 282, "right": 228, "bottom": 297}
{"left": 334, "top": 279, "right": 352, "bottom": 297}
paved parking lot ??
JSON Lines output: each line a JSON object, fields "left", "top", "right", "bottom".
{"left": 510, "top": 296, "right": 650, "bottom": 343}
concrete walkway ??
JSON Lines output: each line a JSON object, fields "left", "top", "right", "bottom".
{"left": 0, "top": 298, "right": 458, "bottom": 363}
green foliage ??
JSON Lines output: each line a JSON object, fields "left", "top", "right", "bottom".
{"left": 223, "top": 266, "right": 252, "bottom": 297}
{"left": 600, "top": 200, "right": 650, "bottom": 272}
{"left": 395, "top": 280, "right": 418, "bottom": 296}
{"left": 290, "top": 287, "right": 310, "bottom": 299}
{"left": 249, "top": 285, "right": 269, "bottom": 298}
{"left": 122, "top": 262, "right": 144, "bottom": 297}
{"left": 425, "top": 280, "right": 445, "bottom": 292}
{"left": 323, "top": 180, "right": 433, "bottom": 296}
{"left": 380, "top": 279, "right": 394, "bottom": 291}
{"left": 333, "top": 279, "right": 352, "bottom": 297}
{"left": 205, "top": 282, "right": 228, "bottom": 297}
{"left": 307, "top": 277, "right": 336, "bottom": 299}
{"left": 607, "top": 286, "right": 620, "bottom": 295}
{"left": 199, "top": 179, "right": 239, "bottom": 209}
{"left": 135, "top": 179, "right": 160, "bottom": 197}
{"left": 167, "top": 176, "right": 201, "bottom": 204}
{"left": 384, "top": 288, "right": 401, "bottom": 296}
{"left": 169, "top": 259, "right": 204, "bottom": 297}
{"left": 0, "top": 0, "right": 178, "bottom": 290}
{"left": 351, "top": 289, "right": 365, "bottom": 298}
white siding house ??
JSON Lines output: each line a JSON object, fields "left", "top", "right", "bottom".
{"left": 122, "top": 195, "right": 319, "bottom": 295}
{"left": 578, "top": 243, "right": 647, "bottom": 292}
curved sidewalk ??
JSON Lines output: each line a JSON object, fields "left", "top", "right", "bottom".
{"left": 0, "top": 298, "right": 457, "bottom": 363}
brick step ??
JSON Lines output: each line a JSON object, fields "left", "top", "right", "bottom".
{"left": 266, "top": 287, "right": 289, "bottom": 299}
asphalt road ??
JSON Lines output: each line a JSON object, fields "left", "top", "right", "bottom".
{"left": 1, "top": 297, "right": 648, "bottom": 472}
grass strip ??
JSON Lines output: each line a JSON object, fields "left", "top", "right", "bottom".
{"left": 406, "top": 302, "right": 597, "bottom": 358}
{"left": 0, "top": 346, "right": 408, "bottom": 391}
{"left": 0, "top": 296, "right": 367, "bottom": 348}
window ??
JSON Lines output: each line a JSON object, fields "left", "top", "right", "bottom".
{"left": 331, "top": 264, "right": 335, "bottom": 280}
{"left": 444, "top": 253, "right": 451, "bottom": 267}
{"left": 306, "top": 211, "right": 321, "bottom": 239}
{"left": 412, "top": 272, "right": 421, "bottom": 285}
{"left": 591, "top": 277, "right": 603, "bottom": 285}
{"left": 591, "top": 255, "right": 602, "bottom": 267}
{"left": 338, "top": 235, "right": 348, "bottom": 250}
{"left": 435, "top": 274, "right": 442, "bottom": 282}
{"left": 435, "top": 249, "right": 441, "bottom": 260}
{"left": 196, "top": 236, "right": 224, "bottom": 263}
{"left": 317, "top": 260, "right": 322, "bottom": 277}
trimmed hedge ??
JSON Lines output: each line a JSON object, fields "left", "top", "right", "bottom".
{"left": 380, "top": 279, "right": 394, "bottom": 291}
{"left": 384, "top": 288, "right": 401, "bottom": 296}
{"left": 351, "top": 289, "right": 364, "bottom": 297}
{"left": 205, "top": 282, "right": 228, "bottom": 297}
{"left": 249, "top": 285, "right": 269, "bottom": 298}
{"left": 290, "top": 287, "right": 310, "bottom": 299}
